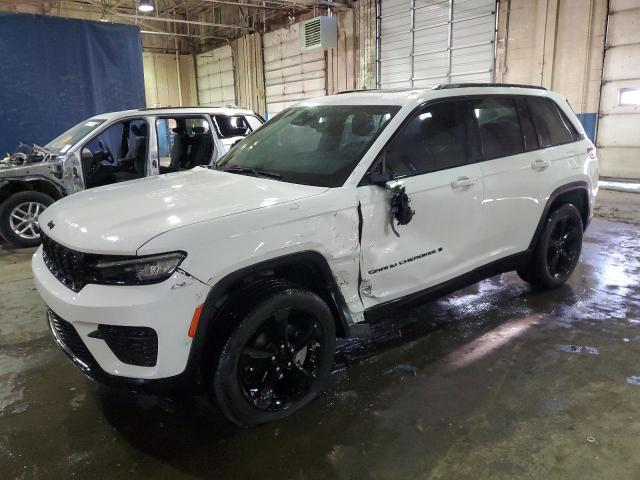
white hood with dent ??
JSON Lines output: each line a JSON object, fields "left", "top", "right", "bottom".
{"left": 39, "top": 168, "right": 327, "bottom": 255}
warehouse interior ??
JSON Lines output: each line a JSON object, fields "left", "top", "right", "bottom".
{"left": 1, "top": 0, "right": 640, "bottom": 478}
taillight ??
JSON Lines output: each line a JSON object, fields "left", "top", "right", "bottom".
{"left": 587, "top": 146, "right": 597, "bottom": 159}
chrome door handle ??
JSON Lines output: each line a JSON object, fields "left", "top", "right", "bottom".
{"left": 451, "top": 176, "right": 479, "bottom": 189}
{"left": 531, "top": 158, "right": 551, "bottom": 170}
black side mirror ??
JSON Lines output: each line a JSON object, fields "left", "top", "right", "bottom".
{"left": 367, "top": 171, "right": 393, "bottom": 186}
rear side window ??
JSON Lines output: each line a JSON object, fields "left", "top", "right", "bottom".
{"left": 472, "top": 97, "right": 524, "bottom": 159}
{"left": 527, "top": 97, "right": 577, "bottom": 147}
{"left": 212, "top": 115, "right": 252, "bottom": 139}
{"left": 382, "top": 100, "right": 472, "bottom": 177}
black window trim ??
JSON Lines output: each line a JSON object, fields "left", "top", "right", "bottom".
{"left": 359, "top": 93, "right": 584, "bottom": 186}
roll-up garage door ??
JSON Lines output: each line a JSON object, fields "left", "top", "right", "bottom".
{"left": 263, "top": 23, "right": 327, "bottom": 117}
{"left": 196, "top": 44, "right": 236, "bottom": 106}
{"left": 596, "top": 1, "right": 640, "bottom": 179}
{"left": 378, "top": 0, "right": 497, "bottom": 88}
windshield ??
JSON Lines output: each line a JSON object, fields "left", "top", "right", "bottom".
{"left": 216, "top": 105, "right": 400, "bottom": 187}
{"left": 45, "top": 118, "right": 107, "bottom": 154}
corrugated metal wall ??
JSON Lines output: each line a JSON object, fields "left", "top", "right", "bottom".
{"left": 597, "top": 0, "right": 640, "bottom": 179}
{"left": 263, "top": 23, "right": 327, "bottom": 117}
{"left": 196, "top": 44, "right": 236, "bottom": 107}
{"left": 142, "top": 52, "right": 197, "bottom": 107}
{"left": 378, "top": 0, "right": 497, "bottom": 88}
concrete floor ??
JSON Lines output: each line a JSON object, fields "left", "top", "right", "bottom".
{"left": 1, "top": 191, "right": 640, "bottom": 479}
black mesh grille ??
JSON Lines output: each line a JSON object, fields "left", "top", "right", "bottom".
{"left": 41, "top": 235, "right": 87, "bottom": 292}
{"left": 48, "top": 310, "right": 96, "bottom": 368}
{"left": 91, "top": 325, "right": 158, "bottom": 367}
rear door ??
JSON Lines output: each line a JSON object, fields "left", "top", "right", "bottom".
{"left": 357, "top": 99, "right": 485, "bottom": 308}
{"left": 479, "top": 95, "right": 582, "bottom": 258}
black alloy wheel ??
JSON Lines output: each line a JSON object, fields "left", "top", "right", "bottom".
{"left": 545, "top": 213, "right": 581, "bottom": 279}
{"left": 212, "top": 283, "right": 335, "bottom": 427}
{"left": 238, "top": 307, "right": 325, "bottom": 412}
{"left": 517, "top": 203, "right": 584, "bottom": 289}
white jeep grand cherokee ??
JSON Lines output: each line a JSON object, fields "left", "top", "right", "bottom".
{"left": 33, "top": 84, "right": 598, "bottom": 426}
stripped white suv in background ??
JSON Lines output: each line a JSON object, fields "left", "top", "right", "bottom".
{"left": 33, "top": 84, "right": 598, "bottom": 426}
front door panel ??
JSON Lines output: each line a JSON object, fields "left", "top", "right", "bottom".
{"left": 358, "top": 163, "right": 484, "bottom": 309}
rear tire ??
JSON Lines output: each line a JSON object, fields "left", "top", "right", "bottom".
{"left": 212, "top": 282, "right": 336, "bottom": 427}
{"left": 517, "top": 203, "right": 583, "bottom": 289}
{"left": 0, "top": 191, "right": 54, "bottom": 248}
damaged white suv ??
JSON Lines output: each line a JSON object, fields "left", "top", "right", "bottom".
{"left": 33, "top": 84, "right": 598, "bottom": 426}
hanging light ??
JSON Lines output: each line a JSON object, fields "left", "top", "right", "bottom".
{"left": 138, "top": 0, "right": 154, "bottom": 13}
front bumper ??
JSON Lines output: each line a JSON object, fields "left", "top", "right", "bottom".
{"left": 33, "top": 247, "right": 211, "bottom": 383}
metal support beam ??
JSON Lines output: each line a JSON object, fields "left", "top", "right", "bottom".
{"left": 115, "top": 12, "right": 255, "bottom": 30}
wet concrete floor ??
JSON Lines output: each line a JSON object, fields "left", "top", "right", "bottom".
{"left": 1, "top": 209, "right": 640, "bottom": 479}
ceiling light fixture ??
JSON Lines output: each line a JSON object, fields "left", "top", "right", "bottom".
{"left": 138, "top": 0, "right": 154, "bottom": 13}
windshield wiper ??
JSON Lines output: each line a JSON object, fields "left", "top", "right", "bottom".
{"left": 222, "top": 166, "right": 282, "bottom": 180}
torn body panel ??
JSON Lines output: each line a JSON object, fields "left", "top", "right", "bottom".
{"left": 139, "top": 186, "right": 366, "bottom": 323}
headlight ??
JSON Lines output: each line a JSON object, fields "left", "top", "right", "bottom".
{"left": 88, "top": 252, "right": 186, "bottom": 285}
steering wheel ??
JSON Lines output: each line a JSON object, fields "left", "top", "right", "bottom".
{"left": 98, "top": 140, "right": 114, "bottom": 164}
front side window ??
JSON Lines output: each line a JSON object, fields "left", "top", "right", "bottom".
{"left": 155, "top": 117, "right": 214, "bottom": 172}
{"left": 472, "top": 97, "right": 524, "bottom": 159}
{"left": 379, "top": 100, "right": 473, "bottom": 178}
{"left": 46, "top": 118, "right": 107, "bottom": 154}
{"left": 527, "top": 97, "right": 577, "bottom": 147}
{"left": 80, "top": 118, "right": 149, "bottom": 188}
{"left": 216, "top": 105, "right": 400, "bottom": 187}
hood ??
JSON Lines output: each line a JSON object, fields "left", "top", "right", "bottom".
{"left": 39, "top": 167, "right": 328, "bottom": 255}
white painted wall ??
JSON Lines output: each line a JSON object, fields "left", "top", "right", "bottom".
{"left": 263, "top": 23, "right": 327, "bottom": 117}
{"left": 196, "top": 45, "right": 236, "bottom": 107}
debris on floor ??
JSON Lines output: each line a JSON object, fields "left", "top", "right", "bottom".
{"left": 556, "top": 344, "right": 600, "bottom": 355}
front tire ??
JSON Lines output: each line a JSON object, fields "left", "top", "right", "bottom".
{"left": 517, "top": 203, "right": 583, "bottom": 289}
{"left": 212, "top": 282, "right": 336, "bottom": 427}
{"left": 0, "top": 191, "right": 54, "bottom": 248}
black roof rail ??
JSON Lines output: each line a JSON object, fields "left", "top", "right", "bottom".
{"left": 434, "top": 83, "right": 547, "bottom": 90}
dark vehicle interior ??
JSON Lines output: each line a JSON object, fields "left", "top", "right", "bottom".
{"left": 157, "top": 117, "right": 214, "bottom": 173}
{"left": 81, "top": 118, "right": 148, "bottom": 188}
{"left": 212, "top": 115, "right": 252, "bottom": 138}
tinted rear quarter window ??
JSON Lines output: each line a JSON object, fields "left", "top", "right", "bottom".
{"left": 527, "top": 97, "right": 577, "bottom": 147}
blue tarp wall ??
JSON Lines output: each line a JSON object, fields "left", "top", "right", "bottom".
{"left": 0, "top": 13, "right": 145, "bottom": 155}
{"left": 576, "top": 113, "right": 597, "bottom": 143}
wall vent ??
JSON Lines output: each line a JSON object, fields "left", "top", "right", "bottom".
{"left": 300, "top": 16, "right": 337, "bottom": 51}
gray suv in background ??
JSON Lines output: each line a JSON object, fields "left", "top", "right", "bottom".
{"left": 0, "top": 106, "right": 263, "bottom": 247}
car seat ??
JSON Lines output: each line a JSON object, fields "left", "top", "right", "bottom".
{"left": 113, "top": 123, "right": 148, "bottom": 182}
{"left": 186, "top": 127, "right": 211, "bottom": 168}
{"left": 169, "top": 127, "right": 189, "bottom": 170}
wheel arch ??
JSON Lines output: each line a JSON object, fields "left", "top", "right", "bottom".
{"left": 0, "top": 177, "right": 66, "bottom": 205}
{"left": 186, "top": 251, "right": 353, "bottom": 386}
{"left": 528, "top": 181, "right": 590, "bottom": 251}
